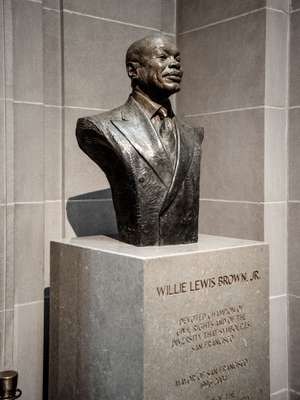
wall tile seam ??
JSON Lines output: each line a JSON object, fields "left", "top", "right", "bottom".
{"left": 266, "top": 7, "right": 289, "bottom": 16}
{"left": 46, "top": 104, "right": 108, "bottom": 111}
{"left": 61, "top": 199, "right": 287, "bottom": 206}
{"left": 11, "top": 101, "right": 108, "bottom": 112}
{"left": 200, "top": 199, "right": 286, "bottom": 205}
{"left": 61, "top": 199, "right": 288, "bottom": 204}
{"left": 178, "top": 7, "right": 287, "bottom": 36}
{"left": 23, "top": 0, "right": 42, "bottom": 4}
{"left": 6, "top": 102, "right": 290, "bottom": 114}
{"left": 0, "top": 100, "right": 110, "bottom": 113}
{"left": 14, "top": 299, "right": 43, "bottom": 308}
{"left": 63, "top": 105, "right": 108, "bottom": 112}
{"left": 289, "top": 294, "right": 300, "bottom": 299}
{"left": 0, "top": 308, "right": 14, "bottom": 314}
{"left": 63, "top": 8, "right": 176, "bottom": 36}
{"left": 270, "top": 294, "right": 287, "bottom": 300}
{"left": 44, "top": 104, "right": 62, "bottom": 109}
{"left": 271, "top": 388, "right": 288, "bottom": 396}
{"left": 1, "top": 200, "right": 290, "bottom": 207}
{"left": 65, "top": 199, "right": 113, "bottom": 203}
{"left": 0, "top": 97, "right": 12, "bottom": 102}
{"left": 13, "top": 100, "right": 43, "bottom": 106}
{"left": 6, "top": 201, "right": 45, "bottom": 206}
{"left": 290, "top": 388, "right": 300, "bottom": 395}
{"left": 43, "top": 7, "right": 59, "bottom": 13}
{"left": 45, "top": 200, "right": 61, "bottom": 203}
{"left": 285, "top": 11, "right": 290, "bottom": 392}
{"left": 289, "top": 105, "right": 300, "bottom": 109}
{"left": 185, "top": 106, "right": 285, "bottom": 118}
{"left": 289, "top": 200, "right": 300, "bottom": 203}
{"left": 290, "top": 8, "right": 300, "bottom": 13}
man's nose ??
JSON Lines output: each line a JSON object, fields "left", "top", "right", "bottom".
{"left": 168, "top": 57, "right": 181, "bottom": 69}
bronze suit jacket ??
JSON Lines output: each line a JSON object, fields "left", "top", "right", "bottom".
{"left": 76, "top": 96, "right": 204, "bottom": 246}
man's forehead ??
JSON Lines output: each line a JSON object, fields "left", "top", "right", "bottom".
{"left": 144, "top": 36, "right": 179, "bottom": 54}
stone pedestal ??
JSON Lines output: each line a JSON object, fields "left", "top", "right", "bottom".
{"left": 49, "top": 235, "right": 269, "bottom": 400}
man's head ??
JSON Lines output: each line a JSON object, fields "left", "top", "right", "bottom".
{"left": 126, "top": 34, "right": 183, "bottom": 101}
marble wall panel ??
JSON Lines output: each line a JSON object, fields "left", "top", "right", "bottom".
{"left": 290, "top": 11, "right": 300, "bottom": 106}
{"left": 288, "top": 203, "right": 300, "bottom": 297}
{"left": 177, "top": 0, "right": 265, "bottom": 33}
{"left": 289, "top": 109, "right": 300, "bottom": 201}
{"left": 270, "top": 296, "right": 288, "bottom": 394}
{"left": 199, "top": 200, "right": 264, "bottom": 241}
{"left": 289, "top": 296, "right": 300, "bottom": 393}
{"left": 265, "top": 10, "right": 289, "bottom": 107}
{"left": 44, "top": 106, "right": 62, "bottom": 201}
{"left": 14, "top": 204, "right": 44, "bottom": 304}
{"left": 177, "top": 10, "right": 266, "bottom": 115}
{"left": 13, "top": 0, "right": 43, "bottom": 102}
{"left": 14, "top": 302, "right": 44, "bottom": 400}
{"left": 265, "top": 109, "right": 287, "bottom": 202}
{"left": 187, "top": 109, "right": 264, "bottom": 202}
{"left": 264, "top": 203, "right": 287, "bottom": 296}
{"left": 43, "top": 8, "right": 62, "bottom": 106}
{"left": 14, "top": 103, "right": 44, "bottom": 202}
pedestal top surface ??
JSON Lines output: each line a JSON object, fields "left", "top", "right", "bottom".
{"left": 52, "top": 234, "right": 267, "bottom": 260}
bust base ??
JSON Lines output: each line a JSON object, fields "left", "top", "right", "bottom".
{"left": 49, "top": 234, "right": 269, "bottom": 400}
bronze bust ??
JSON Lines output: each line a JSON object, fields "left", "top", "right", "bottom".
{"left": 76, "top": 34, "right": 204, "bottom": 246}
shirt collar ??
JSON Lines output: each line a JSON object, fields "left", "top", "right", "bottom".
{"left": 131, "top": 89, "right": 174, "bottom": 119}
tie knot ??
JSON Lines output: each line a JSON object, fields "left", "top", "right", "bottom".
{"left": 157, "top": 107, "right": 168, "bottom": 119}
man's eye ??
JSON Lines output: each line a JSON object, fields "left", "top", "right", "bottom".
{"left": 158, "top": 55, "right": 167, "bottom": 60}
{"left": 176, "top": 57, "right": 181, "bottom": 62}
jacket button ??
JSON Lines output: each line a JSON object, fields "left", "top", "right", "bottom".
{"left": 139, "top": 177, "right": 145, "bottom": 183}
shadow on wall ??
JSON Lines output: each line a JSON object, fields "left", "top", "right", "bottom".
{"left": 66, "top": 189, "right": 118, "bottom": 237}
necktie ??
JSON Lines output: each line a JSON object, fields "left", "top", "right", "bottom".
{"left": 157, "top": 107, "right": 176, "bottom": 169}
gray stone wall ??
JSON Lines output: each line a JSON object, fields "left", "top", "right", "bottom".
{"left": 176, "top": 1, "right": 289, "bottom": 399}
{"left": 289, "top": 0, "right": 300, "bottom": 398}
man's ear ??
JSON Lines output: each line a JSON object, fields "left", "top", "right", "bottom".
{"left": 126, "top": 61, "right": 140, "bottom": 80}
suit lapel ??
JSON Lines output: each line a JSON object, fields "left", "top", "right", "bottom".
{"left": 111, "top": 98, "right": 173, "bottom": 188}
{"left": 160, "top": 117, "right": 195, "bottom": 213}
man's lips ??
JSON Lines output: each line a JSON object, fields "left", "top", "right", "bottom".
{"left": 163, "top": 71, "right": 183, "bottom": 82}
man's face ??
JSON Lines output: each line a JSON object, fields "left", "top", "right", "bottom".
{"left": 136, "top": 37, "right": 183, "bottom": 98}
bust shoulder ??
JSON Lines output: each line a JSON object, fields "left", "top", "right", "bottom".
{"left": 77, "top": 103, "right": 124, "bottom": 131}
{"left": 76, "top": 101, "right": 131, "bottom": 152}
